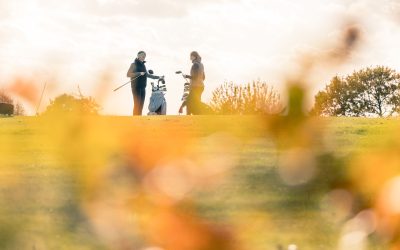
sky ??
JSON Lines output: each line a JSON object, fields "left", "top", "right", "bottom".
{"left": 1, "top": 0, "right": 400, "bottom": 115}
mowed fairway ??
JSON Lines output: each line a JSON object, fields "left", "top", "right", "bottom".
{"left": 0, "top": 115, "right": 399, "bottom": 250}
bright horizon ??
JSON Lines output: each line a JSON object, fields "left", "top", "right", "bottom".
{"left": 1, "top": 0, "right": 400, "bottom": 115}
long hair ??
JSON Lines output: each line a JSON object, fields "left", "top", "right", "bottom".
{"left": 190, "top": 51, "right": 201, "bottom": 62}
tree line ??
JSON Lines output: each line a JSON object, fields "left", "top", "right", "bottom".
{"left": 1, "top": 65, "right": 399, "bottom": 117}
{"left": 210, "top": 66, "right": 400, "bottom": 117}
{"left": 311, "top": 66, "right": 400, "bottom": 117}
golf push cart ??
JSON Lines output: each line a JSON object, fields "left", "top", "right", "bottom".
{"left": 147, "top": 70, "right": 167, "bottom": 115}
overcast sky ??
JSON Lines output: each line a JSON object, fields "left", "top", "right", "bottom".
{"left": 1, "top": 0, "right": 400, "bottom": 115}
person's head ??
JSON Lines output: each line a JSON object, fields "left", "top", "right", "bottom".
{"left": 137, "top": 51, "right": 146, "bottom": 62}
{"left": 190, "top": 51, "right": 201, "bottom": 62}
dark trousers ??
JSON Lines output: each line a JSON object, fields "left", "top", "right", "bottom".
{"left": 132, "top": 84, "right": 146, "bottom": 116}
{"left": 187, "top": 85, "right": 204, "bottom": 115}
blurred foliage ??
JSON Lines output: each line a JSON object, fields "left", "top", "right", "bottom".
{"left": 2, "top": 70, "right": 400, "bottom": 249}
{"left": 311, "top": 66, "right": 400, "bottom": 117}
{"left": 2, "top": 97, "right": 400, "bottom": 249}
{"left": 210, "top": 81, "right": 283, "bottom": 115}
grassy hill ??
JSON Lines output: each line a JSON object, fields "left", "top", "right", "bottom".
{"left": 0, "top": 115, "right": 399, "bottom": 250}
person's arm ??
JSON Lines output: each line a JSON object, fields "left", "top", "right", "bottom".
{"left": 127, "top": 63, "right": 144, "bottom": 78}
{"left": 184, "top": 63, "right": 200, "bottom": 80}
{"left": 179, "top": 101, "right": 187, "bottom": 114}
{"left": 146, "top": 71, "right": 161, "bottom": 79}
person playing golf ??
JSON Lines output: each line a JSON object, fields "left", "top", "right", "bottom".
{"left": 127, "top": 51, "right": 161, "bottom": 116}
{"left": 182, "top": 51, "right": 205, "bottom": 115}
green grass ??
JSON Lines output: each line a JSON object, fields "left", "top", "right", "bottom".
{"left": 0, "top": 116, "right": 398, "bottom": 249}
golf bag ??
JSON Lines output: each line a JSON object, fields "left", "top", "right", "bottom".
{"left": 148, "top": 78, "right": 167, "bottom": 115}
{"left": 181, "top": 82, "right": 190, "bottom": 103}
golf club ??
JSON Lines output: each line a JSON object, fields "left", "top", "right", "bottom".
{"left": 176, "top": 70, "right": 190, "bottom": 83}
{"left": 176, "top": 70, "right": 191, "bottom": 102}
{"left": 36, "top": 82, "right": 47, "bottom": 115}
{"left": 113, "top": 74, "right": 141, "bottom": 92}
{"left": 113, "top": 70, "right": 155, "bottom": 92}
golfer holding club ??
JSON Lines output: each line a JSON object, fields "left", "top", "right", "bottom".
{"left": 127, "top": 51, "right": 161, "bottom": 116}
{"left": 181, "top": 51, "right": 205, "bottom": 114}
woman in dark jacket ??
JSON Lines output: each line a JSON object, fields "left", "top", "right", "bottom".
{"left": 127, "top": 51, "right": 161, "bottom": 116}
{"left": 182, "top": 51, "right": 205, "bottom": 115}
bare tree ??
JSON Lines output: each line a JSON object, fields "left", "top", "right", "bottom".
{"left": 14, "top": 103, "right": 25, "bottom": 116}
{"left": 210, "top": 80, "right": 283, "bottom": 115}
{"left": 0, "top": 91, "right": 13, "bottom": 104}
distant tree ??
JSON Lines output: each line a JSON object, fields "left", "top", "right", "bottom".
{"left": 352, "top": 66, "right": 400, "bottom": 117}
{"left": 0, "top": 91, "right": 25, "bottom": 116}
{"left": 43, "top": 93, "right": 100, "bottom": 116}
{"left": 311, "top": 66, "right": 400, "bottom": 117}
{"left": 14, "top": 103, "right": 25, "bottom": 116}
{"left": 311, "top": 76, "right": 362, "bottom": 117}
{"left": 210, "top": 80, "right": 283, "bottom": 115}
{"left": 0, "top": 91, "right": 13, "bottom": 104}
